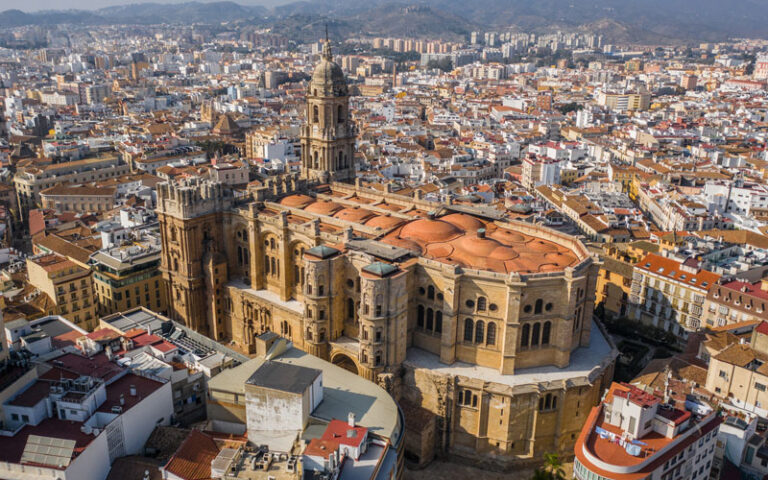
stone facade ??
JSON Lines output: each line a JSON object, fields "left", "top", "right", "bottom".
{"left": 156, "top": 37, "right": 616, "bottom": 465}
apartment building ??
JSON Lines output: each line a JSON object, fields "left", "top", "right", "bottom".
{"left": 14, "top": 155, "right": 129, "bottom": 217}
{"left": 90, "top": 237, "right": 167, "bottom": 316}
{"left": 574, "top": 382, "right": 720, "bottom": 480}
{"left": 703, "top": 279, "right": 768, "bottom": 329}
{"left": 26, "top": 253, "right": 97, "bottom": 330}
{"left": 629, "top": 253, "right": 720, "bottom": 338}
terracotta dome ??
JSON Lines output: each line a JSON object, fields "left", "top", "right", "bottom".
{"left": 488, "top": 245, "right": 520, "bottom": 260}
{"left": 304, "top": 200, "right": 343, "bottom": 215}
{"left": 279, "top": 194, "right": 314, "bottom": 208}
{"left": 398, "top": 218, "right": 462, "bottom": 243}
{"left": 440, "top": 213, "right": 486, "bottom": 232}
{"left": 454, "top": 235, "right": 502, "bottom": 258}
{"left": 333, "top": 208, "right": 375, "bottom": 223}
{"left": 524, "top": 239, "right": 560, "bottom": 253}
{"left": 365, "top": 215, "right": 404, "bottom": 230}
{"left": 490, "top": 228, "right": 527, "bottom": 243}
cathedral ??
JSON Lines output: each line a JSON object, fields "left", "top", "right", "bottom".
{"left": 156, "top": 38, "right": 616, "bottom": 465}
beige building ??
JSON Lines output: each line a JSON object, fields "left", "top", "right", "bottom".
{"left": 156, "top": 38, "right": 616, "bottom": 465}
{"left": 705, "top": 323, "right": 768, "bottom": 417}
{"left": 39, "top": 184, "right": 116, "bottom": 212}
{"left": 13, "top": 154, "right": 129, "bottom": 217}
{"left": 90, "top": 239, "right": 168, "bottom": 317}
{"left": 629, "top": 253, "right": 721, "bottom": 338}
{"left": 597, "top": 91, "right": 651, "bottom": 112}
{"left": 26, "top": 253, "right": 97, "bottom": 330}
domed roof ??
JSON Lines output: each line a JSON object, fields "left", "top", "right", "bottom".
{"left": 333, "top": 208, "right": 375, "bottom": 223}
{"left": 441, "top": 213, "right": 485, "bottom": 232}
{"left": 279, "top": 194, "right": 314, "bottom": 208}
{"left": 309, "top": 41, "right": 348, "bottom": 98}
{"left": 304, "top": 200, "right": 343, "bottom": 215}
{"left": 365, "top": 214, "right": 405, "bottom": 230}
{"left": 399, "top": 218, "right": 462, "bottom": 243}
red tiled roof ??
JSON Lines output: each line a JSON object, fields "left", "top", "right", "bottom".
{"left": 163, "top": 430, "right": 219, "bottom": 480}
{"left": 635, "top": 253, "right": 720, "bottom": 290}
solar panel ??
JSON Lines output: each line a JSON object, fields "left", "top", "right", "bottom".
{"left": 21, "top": 435, "right": 76, "bottom": 468}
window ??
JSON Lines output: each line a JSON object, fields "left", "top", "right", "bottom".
{"left": 417, "top": 305, "right": 425, "bottom": 328}
{"left": 486, "top": 322, "right": 496, "bottom": 346}
{"left": 427, "top": 286, "right": 435, "bottom": 300}
{"left": 534, "top": 299, "right": 543, "bottom": 314}
{"left": 521, "top": 323, "right": 530, "bottom": 347}
{"left": 477, "top": 297, "right": 487, "bottom": 311}
{"left": 426, "top": 308, "right": 434, "bottom": 330}
{"left": 542, "top": 321, "right": 551, "bottom": 345}
{"left": 435, "top": 311, "right": 443, "bottom": 333}
{"left": 756, "top": 382, "right": 767, "bottom": 392}
{"left": 313, "top": 105, "right": 319, "bottom": 123}
{"left": 531, "top": 322, "right": 541, "bottom": 346}
{"left": 475, "top": 321, "right": 484, "bottom": 344}
{"left": 523, "top": 304, "right": 532, "bottom": 314}
{"left": 719, "top": 370, "right": 727, "bottom": 378}
{"left": 466, "top": 299, "right": 475, "bottom": 309}
{"left": 545, "top": 302, "right": 553, "bottom": 312}
{"left": 464, "top": 318, "right": 473, "bottom": 342}
{"left": 337, "top": 105, "right": 344, "bottom": 123}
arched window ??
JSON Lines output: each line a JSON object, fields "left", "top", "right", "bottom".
{"left": 545, "top": 394, "right": 552, "bottom": 410}
{"left": 532, "top": 322, "right": 541, "bottom": 346}
{"left": 237, "top": 246, "right": 243, "bottom": 265}
{"left": 486, "top": 322, "right": 496, "bottom": 346}
{"left": 417, "top": 305, "right": 425, "bottom": 328}
{"left": 464, "top": 318, "right": 473, "bottom": 342}
{"left": 458, "top": 390, "right": 463, "bottom": 405}
{"left": 534, "top": 299, "right": 543, "bottom": 314}
{"left": 477, "top": 296, "right": 487, "bottom": 311}
{"left": 313, "top": 105, "right": 319, "bottom": 123}
{"left": 270, "top": 257, "right": 276, "bottom": 275}
{"left": 427, "top": 285, "right": 435, "bottom": 300}
{"left": 338, "top": 151, "right": 343, "bottom": 169}
{"left": 313, "top": 150, "right": 319, "bottom": 169}
{"left": 348, "top": 298, "right": 355, "bottom": 320}
{"left": 464, "top": 389, "right": 472, "bottom": 406}
{"left": 542, "top": 321, "right": 551, "bottom": 345}
{"left": 521, "top": 323, "right": 530, "bottom": 347}
{"left": 472, "top": 395, "right": 478, "bottom": 407}
{"left": 475, "top": 321, "right": 484, "bottom": 344}
{"left": 552, "top": 396, "right": 558, "bottom": 410}
{"left": 337, "top": 105, "right": 343, "bottom": 123}
{"left": 435, "top": 311, "right": 443, "bottom": 334}
{"left": 269, "top": 238, "right": 275, "bottom": 249}
{"left": 426, "top": 308, "right": 434, "bottom": 331}
{"left": 173, "top": 258, "right": 179, "bottom": 272}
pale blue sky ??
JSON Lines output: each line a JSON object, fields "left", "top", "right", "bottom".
{"left": 0, "top": 0, "right": 291, "bottom": 12}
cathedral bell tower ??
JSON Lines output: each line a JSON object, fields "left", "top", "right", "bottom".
{"left": 301, "top": 33, "right": 356, "bottom": 183}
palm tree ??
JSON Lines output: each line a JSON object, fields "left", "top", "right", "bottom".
{"left": 543, "top": 453, "right": 566, "bottom": 480}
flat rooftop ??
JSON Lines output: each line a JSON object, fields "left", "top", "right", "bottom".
{"left": 405, "top": 323, "right": 617, "bottom": 391}
{"left": 208, "top": 346, "right": 401, "bottom": 442}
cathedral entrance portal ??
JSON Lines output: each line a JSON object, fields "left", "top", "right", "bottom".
{"left": 331, "top": 353, "right": 358, "bottom": 375}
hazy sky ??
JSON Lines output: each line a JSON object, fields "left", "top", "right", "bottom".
{"left": 0, "top": 0, "right": 292, "bottom": 12}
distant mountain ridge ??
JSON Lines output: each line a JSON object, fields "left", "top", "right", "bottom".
{"left": 2, "top": 0, "right": 768, "bottom": 43}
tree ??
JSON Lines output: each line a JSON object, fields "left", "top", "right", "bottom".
{"left": 543, "top": 453, "right": 566, "bottom": 480}
{"left": 531, "top": 453, "right": 566, "bottom": 480}
{"left": 427, "top": 57, "right": 453, "bottom": 73}
{"left": 557, "top": 102, "right": 583, "bottom": 115}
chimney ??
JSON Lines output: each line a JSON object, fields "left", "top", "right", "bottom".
{"left": 129, "top": 385, "right": 137, "bottom": 397}
{"left": 477, "top": 228, "right": 486, "bottom": 239}
{"left": 348, "top": 412, "right": 356, "bottom": 428}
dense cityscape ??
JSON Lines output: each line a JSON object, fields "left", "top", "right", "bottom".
{"left": 0, "top": 4, "right": 768, "bottom": 479}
